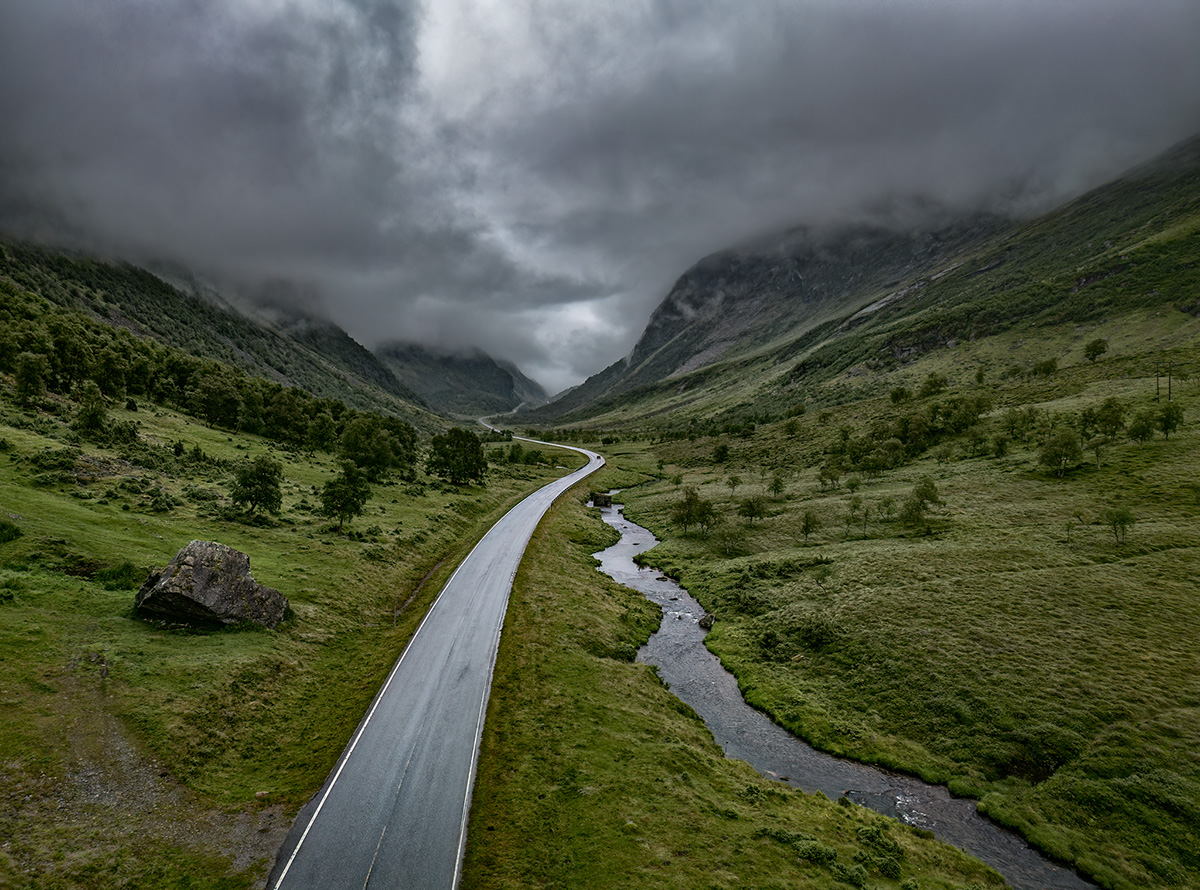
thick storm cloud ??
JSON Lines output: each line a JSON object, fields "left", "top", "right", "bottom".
{"left": 3, "top": 0, "right": 1199, "bottom": 392}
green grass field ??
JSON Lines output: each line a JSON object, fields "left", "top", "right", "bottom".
{"left": 606, "top": 356, "right": 1200, "bottom": 889}
{"left": 466, "top": 481, "right": 1004, "bottom": 890}
{"left": 0, "top": 389, "right": 582, "bottom": 889}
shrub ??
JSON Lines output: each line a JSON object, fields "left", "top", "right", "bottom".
{"left": 0, "top": 520, "right": 23, "bottom": 544}
{"left": 94, "top": 561, "right": 144, "bottom": 591}
{"left": 795, "top": 839, "right": 838, "bottom": 864}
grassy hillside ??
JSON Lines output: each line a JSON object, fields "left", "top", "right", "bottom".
{"left": 0, "top": 379, "right": 582, "bottom": 888}
{"left": 529, "top": 132, "right": 1200, "bottom": 430}
{"left": 588, "top": 341, "right": 1200, "bottom": 889}
{"left": 0, "top": 240, "right": 435, "bottom": 425}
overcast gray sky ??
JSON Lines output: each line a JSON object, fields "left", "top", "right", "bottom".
{"left": 3, "top": 0, "right": 1199, "bottom": 392}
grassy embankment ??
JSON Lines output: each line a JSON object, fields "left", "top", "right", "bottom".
{"left": 0, "top": 388, "right": 581, "bottom": 889}
{"left": 602, "top": 336, "right": 1200, "bottom": 889}
{"left": 466, "top": 465, "right": 1004, "bottom": 890}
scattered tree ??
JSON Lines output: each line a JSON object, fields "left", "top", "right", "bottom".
{"left": 1032, "top": 357, "right": 1058, "bottom": 377}
{"left": 321, "top": 462, "right": 371, "bottom": 530}
{"left": 1084, "top": 338, "right": 1108, "bottom": 363}
{"left": 727, "top": 475, "right": 742, "bottom": 496}
{"left": 1038, "top": 429, "right": 1083, "bottom": 477}
{"left": 1103, "top": 505, "right": 1135, "bottom": 545}
{"left": 73, "top": 380, "right": 108, "bottom": 435}
{"left": 845, "top": 494, "right": 862, "bottom": 537}
{"left": 230, "top": 455, "right": 283, "bottom": 515}
{"left": 341, "top": 415, "right": 418, "bottom": 482}
{"left": 769, "top": 475, "right": 786, "bottom": 498}
{"left": 800, "top": 508, "right": 822, "bottom": 544}
{"left": 1127, "top": 409, "right": 1157, "bottom": 446}
{"left": 1095, "top": 397, "right": 1126, "bottom": 440}
{"left": 738, "top": 495, "right": 766, "bottom": 526}
{"left": 818, "top": 462, "right": 842, "bottom": 490}
{"left": 1158, "top": 402, "right": 1184, "bottom": 439}
{"left": 901, "top": 476, "right": 942, "bottom": 527}
{"left": 712, "top": 443, "right": 730, "bottom": 463}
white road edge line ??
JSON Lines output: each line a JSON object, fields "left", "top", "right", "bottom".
{"left": 272, "top": 507, "right": 506, "bottom": 888}
{"left": 451, "top": 436, "right": 602, "bottom": 890}
{"left": 274, "top": 433, "right": 601, "bottom": 890}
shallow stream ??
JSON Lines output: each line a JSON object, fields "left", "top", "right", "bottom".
{"left": 593, "top": 502, "right": 1095, "bottom": 890}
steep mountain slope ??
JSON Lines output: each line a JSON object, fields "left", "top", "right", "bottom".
{"left": 536, "top": 216, "right": 1008, "bottom": 419}
{"left": 529, "top": 131, "right": 1200, "bottom": 427}
{"left": 375, "top": 341, "right": 548, "bottom": 417}
{"left": 0, "top": 241, "right": 434, "bottom": 422}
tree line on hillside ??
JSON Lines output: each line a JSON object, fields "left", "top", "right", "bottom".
{"left": 1, "top": 275, "right": 491, "bottom": 532}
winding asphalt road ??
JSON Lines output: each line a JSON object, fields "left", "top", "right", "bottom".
{"left": 269, "top": 440, "right": 603, "bottom": 890}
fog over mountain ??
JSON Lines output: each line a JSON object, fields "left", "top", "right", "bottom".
{"left": 2, "top": 0, "right": 1199, "bottom": 393}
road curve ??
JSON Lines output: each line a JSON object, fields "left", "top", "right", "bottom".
{"left": 270, "top": 440, "right": 603, "bottom": 890}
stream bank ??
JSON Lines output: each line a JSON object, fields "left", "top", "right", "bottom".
{"left": 593, "top": 501, "right": 1094, "bottom": 890}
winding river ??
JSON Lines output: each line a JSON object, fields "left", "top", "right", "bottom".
{"left": 593, "top": 501, "right": 1095, "bottom": 890}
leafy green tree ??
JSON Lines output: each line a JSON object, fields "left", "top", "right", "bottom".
{"left": 727, "top": 475, "right": 741, "bottom": 496}
{"left": 14, "top": 352, "right": 48, "bottom": 406}
{"left": 769, "top": 475, "right": 786, "bottom": 498}
{"left": 738, "top": 495, "right": 765, "bottom": 526}
{"left": 72, "top": 380, "right": 108, "bottom": 436}
{"left": 901, "top": 476, "right": 942, "bottom": 527}
{"left": 712, "top": 443, "right": 730, "bottom": 463}
{"left": 307, "top": 411, "right": 338, "bottom": 453}
{"left": 800, "top": 508, "right": 822, "bottom": 544}
{"left": 845, "top": 494, "right": 862, "bottom": 537}
{"left": 1039, "top": 429, "right": 1083, "bottom": 477}
{"left": 193, "top": 368, "right": 242, "bottom": 429}
{"left": 1158, "top": 403, "right": 1184, "bottom": 439}
{"left": 264, "top": 387, "right": 310, "bottom": 446}
{"left": 818, "top": 462, "right": 842, "bottom": 491}
{"left": 1103, "top": 505, "right": 1135, "bottom": 545}
{"left": 339, "top": 415, "right": 417, "bottom": 482}
{"left": 1127, "top": 409, "right": 1157, "bottom": 445}
{"left": 230, "top": 455, "right": 283, "bottom": 515}
{"left": 1095, "top": 397, "right": 1126, "bottom": 441}
{"left": 427, "top": 428, "right": 488, "bottom": 485}
{"left": 671, "top": 487, "right": 715, "bottom": 536}
{"left": 1084, "top": 338, "right": 1108, "bottom": 363}
{"left": 321, "top": 462, "right": 371, "bottom": 530}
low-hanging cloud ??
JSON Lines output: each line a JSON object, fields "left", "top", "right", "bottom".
{"left": 3, "top": 0, "right": 1199, "bottom": 393}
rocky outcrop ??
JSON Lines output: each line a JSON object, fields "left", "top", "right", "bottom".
{"left": 135, "top": 540, "right": 289, "bottom": 629}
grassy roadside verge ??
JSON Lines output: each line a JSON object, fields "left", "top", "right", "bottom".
{"left": 464, "top": 473, "right": 1004, "bottom": 890}
{"left": 0, "top": 392, "right": 583, "bottom": 889}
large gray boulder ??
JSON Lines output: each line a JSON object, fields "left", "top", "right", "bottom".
{"left": 135, "top": 540, "right": 289, "bottom": 629}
